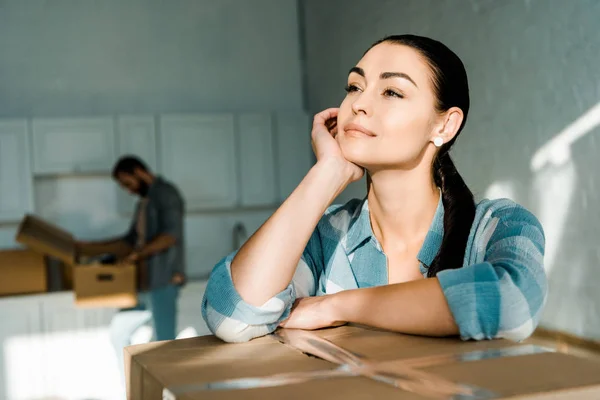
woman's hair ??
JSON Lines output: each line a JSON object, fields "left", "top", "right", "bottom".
{"left": 367, "top": 34, "right": 476, "bottom": 277}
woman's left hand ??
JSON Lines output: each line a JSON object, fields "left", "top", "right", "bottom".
{"left": 279, "top": 295, "right": 346, "bottom": 330}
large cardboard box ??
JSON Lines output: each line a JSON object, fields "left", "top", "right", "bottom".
{"left": 15, "top": 214, "right": 137, "bottom": 308}
{"left": 125, "top": 325, "right": 600, "bottom": 400}
{"left": 0, "top": 248, "right": 47, "bottom": 296}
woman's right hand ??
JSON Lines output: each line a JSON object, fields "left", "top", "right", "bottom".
{"left": 311, "top": 108, "right": 364, "bottom": 183}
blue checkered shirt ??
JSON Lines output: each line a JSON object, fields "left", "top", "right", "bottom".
{"left": 202, "top": 196, "right": 547, "bottom": 343}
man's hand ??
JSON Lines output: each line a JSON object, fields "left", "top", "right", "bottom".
{"left": 171, "top": 272, "right": 186, "bottom": 286}
{"left": 121, "top": 251, "right": 140, "bottom": 265}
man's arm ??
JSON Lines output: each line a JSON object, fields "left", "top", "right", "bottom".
{"left": 128, "top": 233, "right": 176, "bottom": 260}
{"left": 77, "top": 205, "right": 138, "bottom": 258}
{"left": 125, "top": 188, "right": 183, "bottom": 263}
{"left": 77, "top": 238, "right": 133, "bottom": 258}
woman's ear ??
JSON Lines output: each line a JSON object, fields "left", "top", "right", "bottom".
{"left": 431, "top": 107, "right": 464, "bottom": 144}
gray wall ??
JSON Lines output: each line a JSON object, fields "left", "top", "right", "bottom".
{"left": 0, "top": 0, "right": 305, "bottom": 280}
{"left": 0, "top": 0, "right": 303, "bottom": 117}
{"left": 302, "top": 0, "right": 600, "bottom": 340}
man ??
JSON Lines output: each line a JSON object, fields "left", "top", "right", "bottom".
{"left": 77, "top": 155, "right": 185, "bottom": 376}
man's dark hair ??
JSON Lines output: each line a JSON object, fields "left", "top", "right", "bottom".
{"left": 112, "top": 155, "right": 149, "bottom": 179}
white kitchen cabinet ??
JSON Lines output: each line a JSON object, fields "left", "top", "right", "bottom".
{"left": 274, "top": 112, "right": 313, "bottom": 202}
{"left": 0, "top": 120, "right": 34, "bottom": 222}
{"left": 0, "top": 282, "right": 211, "bottom": 400}
{"left": 116, "top": 116, "right": 158, "bottom": 214}
{"left": 160, "top": 114, "right": 237, "bottom": 210}
{"left": 32, "top": 117, "right": 116, "bottom": 175}
{"left": 40, "top": 293, "right": 116, "bottom": 332}
{"left": 33, "top": 293, "right": 119, "bottom": 400}
{"left": 238, "top": 113, "right": 277, "bottom": 206}
{"left": 0, "top": 296, "right": 44, "bottom": 399}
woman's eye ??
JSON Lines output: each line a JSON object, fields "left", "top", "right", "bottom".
{"left": 344, "top": 84, "right": 360, "bottom": 93}
{"left": 384, "top": 89, "right": 404, "bottom": 98}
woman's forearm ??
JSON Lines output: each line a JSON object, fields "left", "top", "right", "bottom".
{"left": 332, "top": 278, "right": 459, "bottom": 337}
{"left": 231, "top": 159, "right": 351, "bottom": 307}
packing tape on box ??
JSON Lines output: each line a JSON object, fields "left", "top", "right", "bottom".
{"left": 163, "top": 329, "right": 553, "bottom": 400}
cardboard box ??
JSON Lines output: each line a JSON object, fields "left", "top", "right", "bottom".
{"left": 15, "top": 214, "right": 137, "bottom": 308}
{"left": 0, "top": 249, "right": 47, "bottom": 296}
{"left": 125, "top": 325, "right": 600, "bottom": 400}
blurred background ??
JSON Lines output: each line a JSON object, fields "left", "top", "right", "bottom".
{"left": 0, "top": 0, "right": 598, "bottom": 398}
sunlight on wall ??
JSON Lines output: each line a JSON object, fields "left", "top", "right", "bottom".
{"left": 532, "top": 161, "right": 576, "bottom": 276}
{"left": 531, "top": 102, "right": 600, "bottom": 172}
{"left": 529, "top": 102, "right": 600, "bottom": 276}
{"left": 484, "top": 180, "right": 517, "bottom": 201}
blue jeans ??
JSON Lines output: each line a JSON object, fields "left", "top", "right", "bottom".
{"left": 110, "top": 284, "right": 180, "bottom": 384}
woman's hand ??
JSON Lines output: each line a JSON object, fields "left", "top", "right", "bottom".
{"left": 279, "top": 294, "right": 346, "bottom": 331}
{"left": 311, "top": 108, "right": 364, "bottom": 184}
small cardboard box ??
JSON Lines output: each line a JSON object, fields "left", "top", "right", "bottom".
{"left": 0, "top": 248, "right": 47, "bottom": 296}
{"left": 125, "top": 325, "right": 600, "bottom": 400}
{"left": 15, "top": 214, "right": 137, "bottom": 308}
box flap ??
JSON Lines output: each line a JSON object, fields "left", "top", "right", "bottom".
{"left": 15, "top": 214, "right": 76, "bottom": 265}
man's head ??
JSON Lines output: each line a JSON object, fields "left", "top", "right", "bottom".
{"left": 112, "top": 156, "right": 153, "bottom": 197}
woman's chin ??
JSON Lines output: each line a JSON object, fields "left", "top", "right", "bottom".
{"left": 339, "top": 145, "right": 369, "bottom": 166}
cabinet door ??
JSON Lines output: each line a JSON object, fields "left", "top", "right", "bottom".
{"left": 32, "top": 117, "right": 116, "bottom": 174}
{"left": 160, "top": 114, "right": 237, "bottom": 210}
{"left": 238, "top": 113, "right": 277, "bottom": 206}
{"left": 274, "top": 112, "right": 312, "bottom": 202}
{"left": 116, "top": 116, "right": 158, "bottom": 214}
{"left": 38, "top": 294, "right": 120, "bottom": 400}
{"left": 0, "top": 297, "right": 44, "bottom": 399}
{"left": 0, "top": 120, "right": 34, "bottom": 222}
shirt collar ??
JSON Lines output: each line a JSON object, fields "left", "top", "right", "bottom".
{"left": 343, "top": 192, "right": 445, "bottom": 269}
{"left": 344, "top": 197, "right": 373, "bottom": 254}
{"left": 417, "top": 193, "right": 445, "bottom": 268}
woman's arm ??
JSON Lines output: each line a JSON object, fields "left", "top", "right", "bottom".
{"left": 334, "top": 278, "right": 457, "bottom": 336}
{"left": 280, "top": 278, "right": 457, "bottom": 336}
{"left": 202, "top": 108, "right": 364, "bottom": 342}
{"left": 231, "top": 159, "right": 350, "bottom": 306}
{"left": 231, "top": 109, "right": 362, "bottom": 307}
{"left": 282, "top": 201, "right": 547, "bottom": 342}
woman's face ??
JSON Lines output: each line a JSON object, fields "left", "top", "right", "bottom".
{"left": 336, "top": 42, "right": 441, "bottom": 171}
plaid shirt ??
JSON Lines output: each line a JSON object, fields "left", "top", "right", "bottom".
{"left": 202, "top": 196, "right": 547, "bottom": 343}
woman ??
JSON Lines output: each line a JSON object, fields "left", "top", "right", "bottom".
{"left": 202, "top": 34, "right": 547, "bottom": 343}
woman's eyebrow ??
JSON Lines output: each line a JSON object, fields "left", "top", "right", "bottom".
{"left": 348, "top": 67, "right": 418, "bottom": 88}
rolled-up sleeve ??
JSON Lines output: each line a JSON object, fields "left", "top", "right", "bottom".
{"left": 202, "top": 229, "right": 323, "bottom": 343}
{"left": 437, "top": 204, "right": 547, "bottom": 342}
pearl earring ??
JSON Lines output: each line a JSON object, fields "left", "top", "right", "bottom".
{"left": 433, "top": 137, "right": 444, "bottom": 147}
